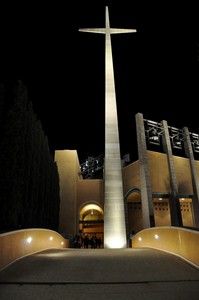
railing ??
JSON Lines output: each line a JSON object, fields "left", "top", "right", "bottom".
{"left": 131, "top": 226, "right": 199, "bottom": 268}
{"left": 0, "top": 228, "right": 69, "bottom": 270}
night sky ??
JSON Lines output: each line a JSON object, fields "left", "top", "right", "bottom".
{"left": 0, "top": 1, "right": 199, "bottom": 164}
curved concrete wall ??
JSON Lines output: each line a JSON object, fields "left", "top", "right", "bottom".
{"left": 0, "top": 228, "right": 69, "bottom": 270}
{"left": 131, "top": 226, "right": 199, "bottom": 267}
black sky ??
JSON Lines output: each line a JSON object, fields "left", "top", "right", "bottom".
{"left": 0, "top": 1, "right": 199, "bottom": 164}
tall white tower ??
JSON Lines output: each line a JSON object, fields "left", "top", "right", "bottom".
{"left": 79, "top": 6, "right": 136, "bottom": 248}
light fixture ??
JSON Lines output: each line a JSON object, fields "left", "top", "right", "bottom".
{"left": 154, "top": 234, "right": 159, "bottom": 240}
{"left": 26, "top": 237, "right": 32, "bottom": 244}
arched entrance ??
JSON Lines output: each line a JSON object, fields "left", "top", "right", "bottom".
{"left": 79, "top": 203, "right": 104, "bottom": 242}
{"left": 125, "top": 188, "right": 142, "bottom": 235}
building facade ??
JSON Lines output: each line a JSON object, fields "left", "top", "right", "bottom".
{"left": 54, "top": 113, "right": 199, "bottom": 242}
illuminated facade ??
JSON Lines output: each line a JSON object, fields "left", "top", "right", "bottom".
{"left": 54, "top": 7, "right": 199, "bottom": 247}
{"left": 55, "top": 112, "right": 199, "bottom": 245}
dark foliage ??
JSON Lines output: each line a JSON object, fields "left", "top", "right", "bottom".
{"left": 0, "top": 81, "right": 60, "bottom": 232}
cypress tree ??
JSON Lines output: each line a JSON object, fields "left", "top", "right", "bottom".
{"left": 0, "top": 80, "right": 60, "bottom": 232}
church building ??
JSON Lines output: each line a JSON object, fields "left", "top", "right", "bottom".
{"left": 55, "top": 112, "right": 199, "bottom": 242}
{"left": 54, "top": 7, "right": 199, "bottom": 247}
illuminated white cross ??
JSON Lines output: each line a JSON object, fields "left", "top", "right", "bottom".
{"left": 79, "top": 6, "right": 136, "bottom": 248}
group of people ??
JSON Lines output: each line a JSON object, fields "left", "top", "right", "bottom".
{"left": 73, "top": 233, "right": 103, "bottom": 249}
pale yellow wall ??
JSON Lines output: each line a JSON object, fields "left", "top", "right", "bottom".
{"left": 148, "top": 151, "right": 194, "bottom": 195}
{"left": 180, "top": 202, "right": 193, "bottom": 226}
{"left": 77, "top": 179, "right": 104, "bottom": 208}
{"left": 122, "top": 151, "right": 171, "bottom": 197}
{"left": 195, "top": 160, "right": 199, "bottom": 176}
{"left": 55, "top": 149, "right": 199, "bottom": 237}
{"left": 123, "top": 151, "right": 196, "bottom": 232}
{"left": 128, "top": 202, "right": 142, "bottom": 233}
{"left": 147, "top": 151, "right": 170, "bottom": 193}
{"left": 153, "top": 201, "right": 171, "bottom": 226}
{"left": 123, "top": 151, "right": 195, "bottom": 196}
{"left": 55, "top": 150, "right": 81, "bottom": 237}
{"left": 173, "top": 155, "right": 193, "bottom": 194}
{"left": 122, "top": 160, "right": 140, "bottom": 195}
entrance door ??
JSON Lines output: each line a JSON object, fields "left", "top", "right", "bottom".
{"left": 79, "top": 204, "right": 104, "bottom": 244}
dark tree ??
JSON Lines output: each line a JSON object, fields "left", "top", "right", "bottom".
{"left": 0, "top": 80, "right": 60, "bottom": 232}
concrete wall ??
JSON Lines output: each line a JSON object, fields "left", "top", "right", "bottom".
{"left": 55, "top": 149, "right": 199, "bottom": 237}
{"left": 148, "top": 151, "right": 170, "bottom": 193}
{"left": 55, "top": 150, "right": 81, "bottom": 238}
{"left": 77, "top": 179, "right": 104, "bottom": 209}
{"left": 131, "top": 226, "right": 199, "bottom": 267}
{"left": 0, "top": 228, "right": 69, "bottom": 270}
{"left": 123, "top": 151, "right": 194, "bottom": 196}
{"left": 173, "top": 155, "right": 193, "bottom": 194}
{"left": 122, "top": 160, "right": 140, "bottom": 194}
{"left": 55, "top": 150, "right": 104, "bottom": 237}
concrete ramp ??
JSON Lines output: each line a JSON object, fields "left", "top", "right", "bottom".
{"left": 0, "top": 248, "right": 199, "bottom": 299}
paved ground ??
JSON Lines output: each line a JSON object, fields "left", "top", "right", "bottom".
{"left": 0, "top": 248, "right": 199, "bottom": 300}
